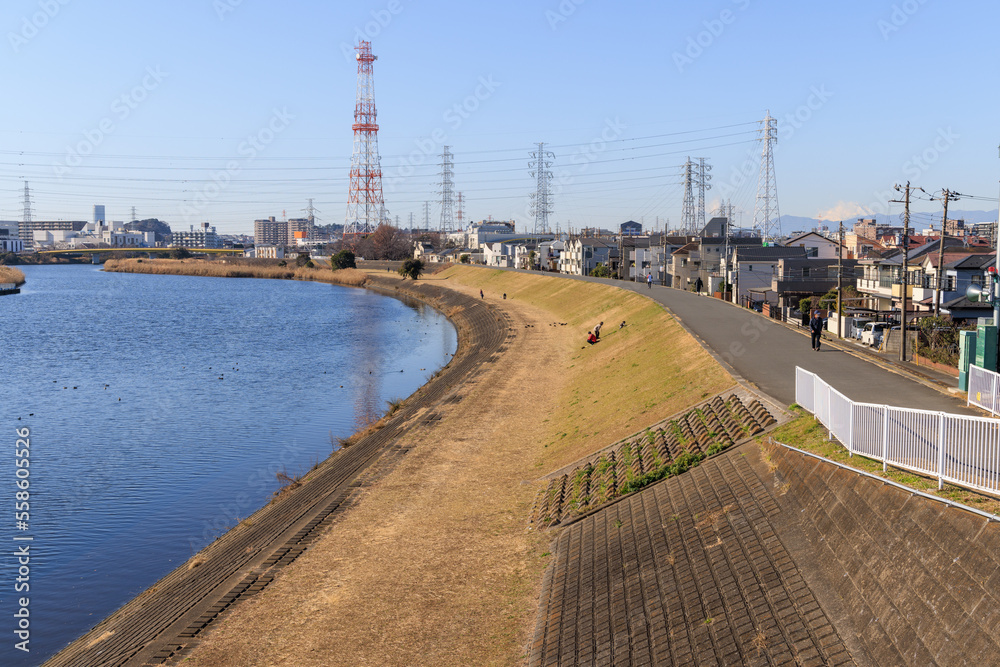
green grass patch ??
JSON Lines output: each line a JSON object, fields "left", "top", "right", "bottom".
{"left": 764, "top": 409, "right": 1000, "bottom": 516}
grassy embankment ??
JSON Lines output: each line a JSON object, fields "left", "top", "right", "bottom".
{"left": 102, "top": 257, "right": 368, "bottom": 287}
{"left": 761, "top": 410, "right": 1000, "bottom": 516}
{"left": 430, "top": 265, "right": 736, "bottom": 472}
{"left": 178, "top": 264, "right": 737, "bottom": 667}
{"left": 0, "top": 265, "right": 26, "bottom": 286}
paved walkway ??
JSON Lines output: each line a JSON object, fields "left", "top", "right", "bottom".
{"left": 552, "top": 273, "right": 973, "bottom": 415}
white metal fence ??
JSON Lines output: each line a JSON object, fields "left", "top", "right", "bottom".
{"left": 968, "top": 364, "right": 1000, "bottom": 417}
{"left": 796, "top": 366, "right": 1000, "bottom": 495}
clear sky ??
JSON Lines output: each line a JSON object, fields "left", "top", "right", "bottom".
{"left": 1, "top": 0, "right": 998, "bottom": 235}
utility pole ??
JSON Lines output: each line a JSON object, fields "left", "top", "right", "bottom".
{"left": 891, "top": 182, "right": 920, "bottom": 362}
{"left": 931, "top": 188, "right": 961, "bottom": 317}
{"left": 837, "top": 220, "right": 843, "bottom": 338}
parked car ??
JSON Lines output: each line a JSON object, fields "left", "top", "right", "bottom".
{"left": 861, "top": 322, "right": 890, "bottom": 347}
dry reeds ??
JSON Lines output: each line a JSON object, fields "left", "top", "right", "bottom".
{"left": 102, "top": 258, "right": 368, "bottom": 287}
{"left": 0, "top": 265, "right": 26, "bottom": 285}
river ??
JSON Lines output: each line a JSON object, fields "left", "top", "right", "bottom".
{"left": 0, "top": 265, "right": 457, "bottom": 665}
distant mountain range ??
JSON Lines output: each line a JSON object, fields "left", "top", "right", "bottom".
{"left": 775, "top": 209, "right": 998, "bottom": 236}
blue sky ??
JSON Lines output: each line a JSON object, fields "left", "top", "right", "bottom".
{"left": 1, "top": 0, "right": 997, "bottom": 234}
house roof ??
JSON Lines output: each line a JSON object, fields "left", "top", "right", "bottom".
{"left": 783, "top": 231, "right": 840, "bottom": 246}
{"left": 732, "top": 246, "right": 810, "bottom": 262}
{"left": 943, "top": 294, "right": 995, "bottom": 312}
{"left": 672, "top": 242, "right": 700, "bottom": 256}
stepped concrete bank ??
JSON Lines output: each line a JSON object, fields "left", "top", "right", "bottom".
{"left": 530, "top": 434, "right": 1000, "bottom": 665}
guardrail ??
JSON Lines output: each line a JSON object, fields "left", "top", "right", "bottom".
{"left": 969, "top": 364, "right": 1000, "bottom": 417}
{"left": 796, "top": 366, "right": 1000, "bottom": 495}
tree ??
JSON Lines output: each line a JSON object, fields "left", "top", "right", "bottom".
{"left": 169, "top": 246, "right": 191, "bottom": 260}
{"left": 295, "top": 253, "right": 312, "bottom": 267}
{"left": 591, "top": 263, "right": 611, "bottom": 278}
{"left": 367, "top": 224, "right": 411, "bottom": 260}
{"left": 331, "top": 249, "right": 357, "bottom": 269}
{"left": 460, "top": 254, "right": 471, "bottom": 264}
{"left": 399, "top": 258, "right": 425, "bottom": 280}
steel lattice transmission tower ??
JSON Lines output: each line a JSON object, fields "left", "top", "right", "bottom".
{"left": 438, "top": 146, "right": 455, "bottom": 232}
{"left": 681, "top": 159, "right": 696, "bottom": 234}
{"left": 20, "top": 181, "right": 33, "bottom": 249}
{"left": 752, "top": 110, "right": 781, "bottom": 242}
{"left": 696, "top": 157, "right": 712, "bottom": 231}
{"left": 344, "top": 40, "right": 389, "bottom": 236}
{"left": 455, "top": 192, "right": 464, "bottom": 228}
{"left": 529, "top": 143, "right": 554, "bottom": 235}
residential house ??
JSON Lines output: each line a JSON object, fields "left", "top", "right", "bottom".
{"left": 782, "top": 231, "right": 846, "bottom": 259}
{"left": 483, "top": 241, "right": 515, "bottom": 267}
{"left": 855, "top": 238, "right": 969, "bottom": 313}
{"left": 723, "top": 246, "right": 811, "bottom": 305}
{"left": 769, "top": 257, "right": 860, "bottom": 318}
{"left": 559, "top": 237, "right": 616, "bottom": 276}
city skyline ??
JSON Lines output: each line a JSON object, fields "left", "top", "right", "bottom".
{"left": 2, "top": 0, "right": 998, "bottom": 235}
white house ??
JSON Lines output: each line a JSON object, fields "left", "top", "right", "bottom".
{"left": 783, "top": 231, "right": 844, "bottom": 260}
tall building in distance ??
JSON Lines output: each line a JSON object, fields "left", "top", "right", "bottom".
{"left": 171, "top": 222, "right": 221, "bottom": 249}
{"left": 287, "top": 217, "right": 313, "bottom": 244}
{"left": 344, "top": 40, "right": 389, "bottom": 236}
{"left": 93, "top": 205, "right": 106, "bottom": 226}
{"left": 254, "top": 216, "right": 289, "bottom": 247}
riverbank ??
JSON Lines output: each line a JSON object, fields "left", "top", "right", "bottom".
{"left": 103, "top": 257, "right": 368, "bottom": 287}
{"left": 0, "top": 265, "right": 26, "bottom": 286}
{"left": 57, "top": 261, "right": 734, "bottom": 666}
{"left": 175, "top": 265, "right": 734, "bottom": 666}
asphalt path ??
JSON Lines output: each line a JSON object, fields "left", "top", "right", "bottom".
{"left": 545, "top": 272, "right": 973, "bottom": 415}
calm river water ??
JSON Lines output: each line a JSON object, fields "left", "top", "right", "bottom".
{"left": 0, "top": 265, "right": 457, "bottom": 665}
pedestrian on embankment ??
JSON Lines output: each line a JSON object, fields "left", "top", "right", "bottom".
{"left": 594, "top": 321, "right": 603, "bottom": 340}
{"left": 810, "top": 310, "right": 824, "bottom": 351}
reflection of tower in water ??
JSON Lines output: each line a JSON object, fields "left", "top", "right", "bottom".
{"left": 350, "top": 298, "right": 385, "bottom": 431}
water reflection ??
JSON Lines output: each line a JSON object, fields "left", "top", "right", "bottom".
{"left": 0, "top": 265, "right": 457, "bottom": 665}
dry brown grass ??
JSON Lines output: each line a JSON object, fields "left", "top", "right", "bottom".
{"left": 177, "top": 266, "right": 734, "bottom": 667}
{"left": 102, "top": 258, "right": 369, "bottom": 287}
{"left": 430, "top": 266, "right": 735, "bottom": 471}
{"left": 0, "top": 265, "right": 25, "bottom": 285}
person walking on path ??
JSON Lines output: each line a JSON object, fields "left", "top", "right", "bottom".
{"left": 809, "top": 310, "right": 824, "bottom": 351}
{"left": 480, "top": 289, "right": 484, "bottom": 299}
{"left": 646, "top": 274, "right": 652, "bottom": 289}
{"left": 594, "top": 321, "right": 603, "bottom": 340}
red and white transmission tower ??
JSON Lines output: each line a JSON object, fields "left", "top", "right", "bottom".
{"left": 344, "top": 40, "right": 389, "bottom": 236}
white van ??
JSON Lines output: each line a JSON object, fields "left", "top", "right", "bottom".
{"left": 860, "top": 322, "right": 890, "bottom": 347}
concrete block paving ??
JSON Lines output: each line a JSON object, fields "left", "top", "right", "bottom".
{"left": 529, "top": 447, "right": 850, "bottom": 666}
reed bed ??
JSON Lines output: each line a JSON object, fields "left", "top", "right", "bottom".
{"left": 0, "top": 265, "right": 26, "bottom": 285}
{"left": 102, "top": 259, "right": 368, "bottom": 287}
